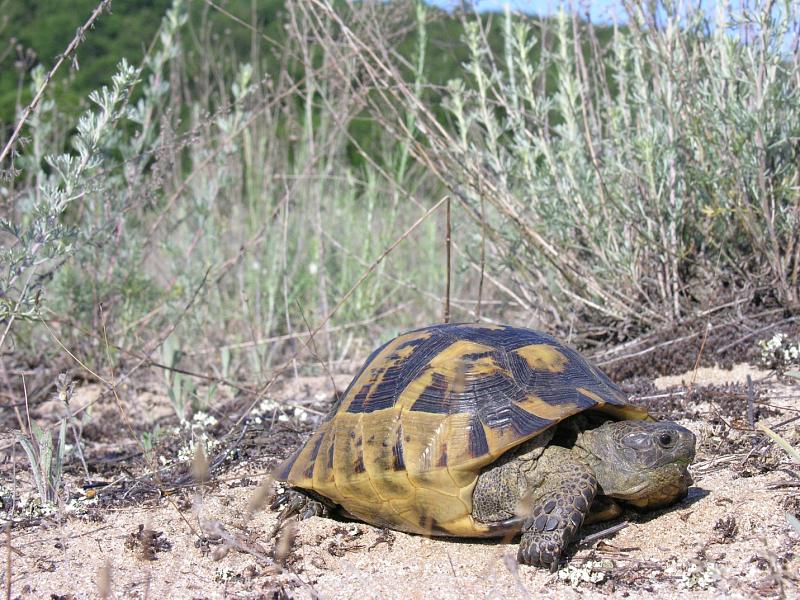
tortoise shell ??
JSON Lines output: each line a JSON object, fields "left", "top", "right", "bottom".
{"left": 274, "top": 323, "right": 648, "bottom": 537}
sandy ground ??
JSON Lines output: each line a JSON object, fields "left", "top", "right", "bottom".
{"left": 5, "top": 364, "right": 800, "bottom": 599}
{"left": 653, "top": 363, "right": 773, "bottom": 389}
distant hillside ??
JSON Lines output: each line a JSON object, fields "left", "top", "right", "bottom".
{"left": 0, "top": 1, "right": 552, "bottom": 128}
{"left": 0, "top": 0, "right": 172, "bottom": 124}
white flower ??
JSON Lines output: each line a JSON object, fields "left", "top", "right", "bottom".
{"left": 255, "top": 398, "right": 279, "bottom": 415}
{"left": 192, "top": 411, "right": 218, "bottom": 428}
{"left": 557, "top": 560, "right": 611, "bottom": 586}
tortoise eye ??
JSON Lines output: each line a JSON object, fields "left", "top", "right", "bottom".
{"left": 658, "top": 432, "right": 675, "bottom": 447}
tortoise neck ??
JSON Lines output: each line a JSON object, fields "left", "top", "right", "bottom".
{"left": 572, "top": 426, "right": 614, "bottom": 470}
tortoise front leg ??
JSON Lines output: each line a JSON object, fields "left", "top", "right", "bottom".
{"left": 517, "top": 449, "right": 597, "bottom": 572}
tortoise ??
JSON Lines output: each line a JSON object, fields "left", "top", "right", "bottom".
{"left": 271, "top": 323, "right": 695, "bottom": 570}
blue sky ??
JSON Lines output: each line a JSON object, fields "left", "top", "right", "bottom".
{"left": 425, "top": 2, "right": 797, "bottom": 55}
{"left": 425, "top": 1, "right": 718, "bottom": 23}
{"left": 426, "top": 1, "right": 637, "bottom": 22}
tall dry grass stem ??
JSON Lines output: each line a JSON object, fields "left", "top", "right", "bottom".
{"left": 444, "top": 196, "right": 451, "bottom": 323}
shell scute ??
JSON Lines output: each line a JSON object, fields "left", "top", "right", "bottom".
{"left": 466, "top": 414, "right": 490, "bottom": 459}
{"left": 341, "top": 329, "right": 435, "bottom": 415}
{"left": 513, "top": 343, "right": 569, "bottom": 373}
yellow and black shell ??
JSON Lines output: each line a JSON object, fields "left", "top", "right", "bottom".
{"left": 274, "top": 323, "right": 648, "bottom": 537}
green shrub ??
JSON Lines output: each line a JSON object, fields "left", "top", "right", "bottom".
{"left": 328, "top": 1, "right": 800, "bottom": 332}
{"left": 2, "top": 0, "right": 447, "bottom": 376}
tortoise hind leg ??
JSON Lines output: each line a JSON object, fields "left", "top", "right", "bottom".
{"left": 516, "top": 447, "right": 597, "bottom": 572}
{"left": 585, "top": 495, "right": 622, "bottom": 524}
{"left": 271, "top": 488, "right": 332, "bottom": 525}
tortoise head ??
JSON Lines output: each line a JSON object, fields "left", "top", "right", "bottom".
{"left": 578, "top": 420, "right": 696, "bottom": 509}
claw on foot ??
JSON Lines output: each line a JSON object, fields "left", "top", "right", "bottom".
{"left": 517, "top": 535, "right": 562, "bottom": 571}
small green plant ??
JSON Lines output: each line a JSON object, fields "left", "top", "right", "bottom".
{"left": 758, "top": 333, "right": 800, "bottom": 372}
{"left": 756, "top": 420, "right": 800, "bottom": 537}
{"left": 140, "top": 424, "right": 165, "bottom": 469}
{"left": 162, "top": 336, "right": 195, "bottom": 423}
{"left": 167, "top": 370, "right": 195, "bottom": 424}
{"left": 53, "top": 372, "right": 90, "bottom": 478}
{"left": 757, "top": 421, "right": 800, "bottom": 464}
{"left": 16, "top": 419, "right": 67, "bottom": 505}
